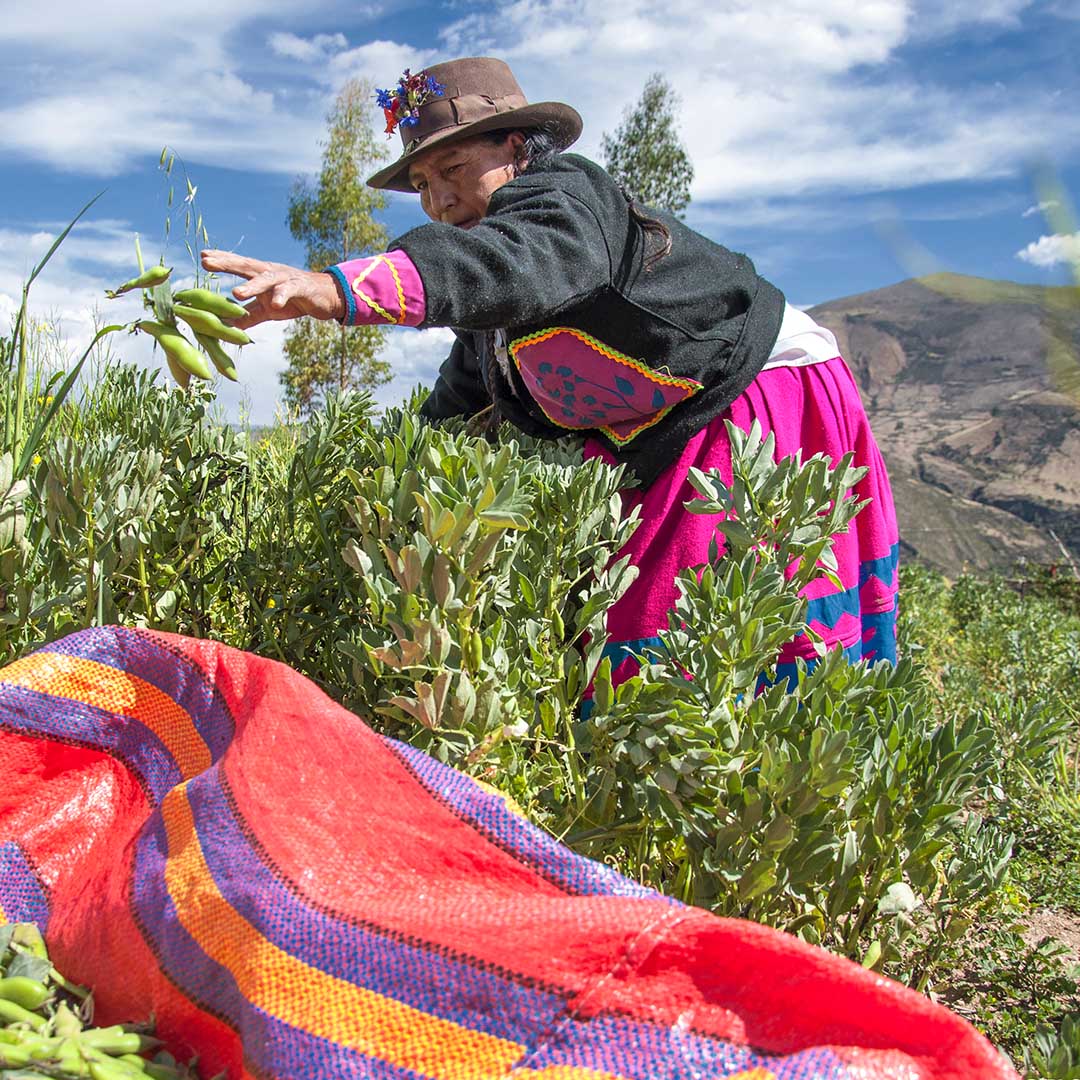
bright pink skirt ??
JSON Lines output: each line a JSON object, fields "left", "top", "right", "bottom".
{"left": 584, "top": 354, "right": 899, "bottom": 692}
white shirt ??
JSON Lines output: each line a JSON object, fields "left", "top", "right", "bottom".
{"left": 762, "top": 304, "right": 841, "bottom": 370}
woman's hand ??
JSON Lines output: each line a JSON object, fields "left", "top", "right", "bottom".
{"left": 200, "top": 250, "right": 345, "bottom": 330}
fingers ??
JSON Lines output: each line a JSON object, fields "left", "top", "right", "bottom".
{"left": 200, "top": 249, "right": 268, "bottom": 280}
{"left": 200, "top": 249, "right": 300, "bottom": 302}
{"left": 197, "top": 253, "right": 340, "bottom": 324}
{"left": 221, "top": 288, "right": 294, "bottom": 330}
{"left": 270, "top": 282, "right": 296, "bottom": 310}
{"left": 231, "top": 269, "right": 288, "bottom": 301}
{"left": 223, "top": 305, "right": 264, "bottom": 331}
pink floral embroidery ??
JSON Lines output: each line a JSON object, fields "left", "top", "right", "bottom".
{"left": 509, "top": 327, "right": 702, "bottom": 444}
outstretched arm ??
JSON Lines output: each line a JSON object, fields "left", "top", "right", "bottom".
{"left": 199, "top": 249, "right": 427, "bottom": 331}
{"left": 202, "top": 178, "right": 612, "bottom": 336}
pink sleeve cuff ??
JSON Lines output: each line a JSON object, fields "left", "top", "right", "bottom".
{"left": 329, "top": 250, "right": 426, "bottom": 327}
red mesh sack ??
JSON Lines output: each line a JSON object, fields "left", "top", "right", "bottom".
{"left": 0, "top": 627, "right": 1016, "bottom": 1079}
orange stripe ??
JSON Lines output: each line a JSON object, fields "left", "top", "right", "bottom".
{"left": 0, "top": 902, "right": 7, "bottom": 925}
{"left": 1, "top": 653, "right": 211, "bottom": 779}
{"left": 161, "top": 785, "right": 548, "bottom": 1080}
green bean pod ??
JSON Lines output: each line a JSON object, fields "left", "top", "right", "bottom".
{"left": 173, "top": 304, "right": 252, "bottom": 346}
{"left": 82, "top": 1026, "right": 161, "bottom": 1055}
{"left": 107, "top": 266, "right": 172, "bottom": 297}
{"left": 143, "top": 1061, "right": 185, "bottom": 1080}
{"left": 0, "top": 974, "right": 50, "bottom": 1010}
{"left": 194, "top": 332, "right": 239, "bottom": 381}
{"left": 0, "top": 1041, "right": 31, "bottom": 1066}
{"left": 0, "top": 995, "right": 47, "bottom": 1029}
{"left": 137, "top": 322, "right": 212, "bottom": 381}
{"left": 172, "top": 288, "right": 247, "bottom": 320}
{"left": 164, "top": 351, "right": 192, "bottom": 389}
{"left": 89, "top": 1056, "right": 147, "bottom": 1080}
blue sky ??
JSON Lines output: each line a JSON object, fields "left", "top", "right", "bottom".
{"left": 1, "top": 0, "right": 1078, "bottom": 423}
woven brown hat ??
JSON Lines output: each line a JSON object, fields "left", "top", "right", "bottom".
{"left": 366, "top": 57, "right": 582, "bottom": 193}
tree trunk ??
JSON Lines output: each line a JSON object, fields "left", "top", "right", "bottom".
{"left": 339, "top": 324, "right": 347, "bottom": 390}
{"left": 339, "top": 234, "right": 348, "bottom": 390}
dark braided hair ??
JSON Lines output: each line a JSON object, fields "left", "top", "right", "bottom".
{"left": 481, "top": 126, "right": 561, "bottom": 176}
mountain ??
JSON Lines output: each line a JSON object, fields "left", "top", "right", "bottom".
{"left": 808, "top": 273, "right": 1080, "bottom": 577}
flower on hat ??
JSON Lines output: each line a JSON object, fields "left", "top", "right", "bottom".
{"left": 375, "top": 69, "right": 446, "bottom": 137}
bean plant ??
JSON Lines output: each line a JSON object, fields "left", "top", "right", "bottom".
{"left": 6, "top": 197, "right": 1080, "bottom": 1073}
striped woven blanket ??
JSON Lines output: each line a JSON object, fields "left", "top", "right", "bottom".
{"left": 0, "top": 627, "right": 1015, "bottom": 1079}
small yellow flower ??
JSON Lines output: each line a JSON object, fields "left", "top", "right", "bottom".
{"left": 266, "top": 597, "right": 277, "bottom": 609}
{"left": 46, "top": 395, "right": 54, "bottom": 405}
{"left": 36, "top": 395, "right": 43, "bottom": 405}
{"left": 32, "top": 455, "right": 41, "bottom": 466}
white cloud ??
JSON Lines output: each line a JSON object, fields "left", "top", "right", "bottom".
{"left": 0, "top": 67, "right": 308, "bottom": 177}
{"left": 370, "top": 327, "right": 456, "bottom": 408}
{"left": 1022, "top": 199, "right": 1062, "bottom": 218}
{"left": 0, "top": 293, "right": 19, "bottom": 338}
{"left": 1016, "top": 232, "right": 1080, "bottom": 268}
{"left": 433, "top": 0, "right": 1080, "bottom": 203}
{"left": 269, "top": 32, "right": 348, "bottom": 62}
{"left": 685, "top": 189, "right": 1017, "bottom": 234}
{"left": 325, "top": 40, "right": 440, "bottom": 92}
{"left": 0, "top": 0, "right": 1075, "bottom": 204}
{"left": 908, "top": 0, "right": 1035, "bottom": 36}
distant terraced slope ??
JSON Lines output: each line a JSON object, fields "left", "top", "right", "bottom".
{"left": 809, "top": 272, "right": 1080, "bottom": 576}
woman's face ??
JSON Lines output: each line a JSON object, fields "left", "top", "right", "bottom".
{"left": 408, "top": 132, "right": 525, "bottom": 229}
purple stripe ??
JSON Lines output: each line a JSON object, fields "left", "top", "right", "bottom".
{"left": 40, "top": 627, "right": 234, "bottom": 762}
{"left": 0, "top": 841, "right": 49, "bottom": 928}
{"left": 386, "top": 738, "right": 662, "bottom": 900}
{"left": 0, "top": 682, "right": 180, "bottom": 804}
{"left": 186, "top": 767, "right": 567, "bottom": 1045}
{"left": 131, "top": 810, "right": 429, "bottom": 1080}
{"left": 519, "top": 1012, "right": 850, "bottom": 1079}
{"left": 156, "top": 772, "right": 850, "bottom": 1080}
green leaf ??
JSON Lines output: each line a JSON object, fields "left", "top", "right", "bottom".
{"left": 737, "top": 857, "right": 777, "bottom": 902}
{"left": 860, "top": 939, "right": 883, "bottom": 969}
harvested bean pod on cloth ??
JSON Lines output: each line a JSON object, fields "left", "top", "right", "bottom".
{"left": 0, "top": 628, "right": 1017, "bottom": 1079}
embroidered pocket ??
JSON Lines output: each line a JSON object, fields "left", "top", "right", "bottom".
{"left": 509, "top": 328, "right": 701, "bottom": 445}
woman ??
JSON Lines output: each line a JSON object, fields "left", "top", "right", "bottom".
{"left": 202, "top": 56, "right": 899, "bottom": 696}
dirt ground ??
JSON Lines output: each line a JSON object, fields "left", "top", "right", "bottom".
{"left": 1025, "top": 907, "right": 1080, "bottom": 961}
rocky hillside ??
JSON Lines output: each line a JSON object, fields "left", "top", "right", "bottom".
{"left": 809, "top": 273, "right": 1080, "bottom": 576}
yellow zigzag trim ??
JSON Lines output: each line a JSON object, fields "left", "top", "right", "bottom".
{"left": 383, "top": 256, "right": 408, "bottom": 324}
{"left": 508, "top": 327, "right": 701, "bottom": 445}
{"left": 350, "top": 256, "right": 407, "bottom": 325}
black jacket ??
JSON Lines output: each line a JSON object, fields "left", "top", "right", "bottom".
{"left": 391, "top": 153, "right": 784, "bottom": 487}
